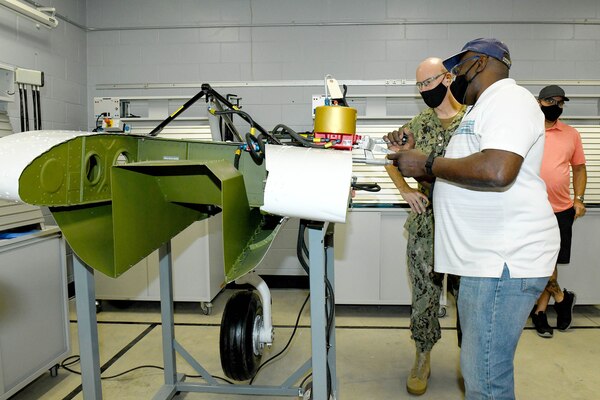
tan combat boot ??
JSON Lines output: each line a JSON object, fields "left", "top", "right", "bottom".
{"left": 406, "top": 351, "right": 431, "bottom": 395}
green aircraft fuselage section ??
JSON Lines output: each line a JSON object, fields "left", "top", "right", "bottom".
{"left": 18, "top": 133, "right": 274, "bottom": 280}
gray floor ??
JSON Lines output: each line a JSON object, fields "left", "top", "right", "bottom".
{"left": 9, "top": 288, "right": 600, "bottom": 400}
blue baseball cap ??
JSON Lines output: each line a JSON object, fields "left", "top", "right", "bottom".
{"left": 443, "top": 38, "right": 512, "bottom": 71}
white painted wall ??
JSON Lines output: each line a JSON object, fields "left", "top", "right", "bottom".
{"left": 85, "top": 0, "right": 600, "bottom": 132}
{"left": 0, "top": 0, "right": 87, "bottom": 131}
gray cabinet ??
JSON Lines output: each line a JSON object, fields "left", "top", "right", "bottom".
{"left": 95, "top": 215, "right": 225, "bottom": 305}
{"left": 334, "top": 209, "right": 412, "bottom": 305}
{"left": 0, "top": 228, "right": 70, "bottom": 400}
{"left": 256, "top": 211, "right": 414, "bottom": 305}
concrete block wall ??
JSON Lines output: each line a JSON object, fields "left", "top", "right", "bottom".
{"left": 3, "top": 1, "right": 597, "bottom": 133}
{"left": 0, "top": 0, "right": 87, "bottom": 132}
{"left": 85, "top": 0, "right": 600, "bottom": 132}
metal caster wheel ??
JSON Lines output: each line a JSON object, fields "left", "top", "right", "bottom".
{"left": 49, "top": 364, "right": 59, "bottom": 377}
{"left": 302, "top": 381, "right": 312, "bottom": 400}
{"left": 200, "top": 302, "right": 213, "bottom": 315}
{"left": 302, "top": 381, "right": 334, "bottom": 400}
{"left": 438, "top": 305, "right": 447, "bottom": 318}
{"left": 219, "top": 290, "right": 264, "bottom": 381}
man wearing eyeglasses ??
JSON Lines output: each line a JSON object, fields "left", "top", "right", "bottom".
{"left": 384, "top": 57, "right": 465, "bottom": 395}
{"left": 387, "top": 38, "right": 560, "bottom": 400}
{"left": 530, "top": 85, "right": 587, "bottom": 338}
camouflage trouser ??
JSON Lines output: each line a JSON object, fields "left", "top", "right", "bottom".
{"left": 406, "top": 210, "right": 443, "bottom": 353}
{"left": 407, "top": 236, "right": 443, "bottom": 351}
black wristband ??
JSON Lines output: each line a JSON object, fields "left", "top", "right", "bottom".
{"left": 425, "top": 151, "right": 437, "bottom": 176}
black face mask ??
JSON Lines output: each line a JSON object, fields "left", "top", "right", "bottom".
{"left": 420, "top": 80, "right": 448, "bottom": 108}
{"left": 541, "top": 105, "right": 563, "bottom": 122}
{"left": 449, "top": 60, "right": 480, "bottom": 105}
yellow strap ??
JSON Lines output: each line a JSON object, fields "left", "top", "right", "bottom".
{"left": 170, "top": 106, "right": 184, "bottom": 117}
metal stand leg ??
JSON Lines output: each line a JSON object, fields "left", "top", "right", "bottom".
{"left": 73, "top": 255, "right": 103, "bottom": 399}
{"left": 153, "top": 242, "right": 181, "bottom": 400}
{"left": 308, "top": 223, "right": 333, "bottom": 400}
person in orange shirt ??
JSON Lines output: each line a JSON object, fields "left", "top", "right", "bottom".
{"left": 531, "top": 85, "right": 587, "bottom": 338}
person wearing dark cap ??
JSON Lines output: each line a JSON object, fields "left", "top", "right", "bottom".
{"left": 530, "top": 85, "right": 587, "bottom": 338}
{"left": 387, "top": 38, "right": 559, "bottom": 400}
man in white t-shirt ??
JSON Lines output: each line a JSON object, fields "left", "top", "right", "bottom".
{"left": 387, "top": 38, "right": 560, "bottom": 400}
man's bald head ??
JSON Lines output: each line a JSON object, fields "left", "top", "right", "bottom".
{"left": 416, "top": 57, "right": 447, "bottom": 83}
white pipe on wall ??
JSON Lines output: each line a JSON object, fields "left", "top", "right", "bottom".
{"left": 0, "top": 0, "right": 58, "bottom": 28}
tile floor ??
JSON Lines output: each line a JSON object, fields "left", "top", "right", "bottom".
{"left": 9, "top": 288, "right": 600, "bottom": 400}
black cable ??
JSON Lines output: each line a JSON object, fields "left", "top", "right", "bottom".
{"left": 296, "top": 220, "right": 310, "bottom": 274}
{"left": 271, "top": 124, "right": 322, "bottom": 148}
{"left": 93, "top": 113, "right": 107, "bottom": 132}
{"left": 233, "top": 150, "right": 242, "bottom": 169}
{"left": 214, "top": 109, "right": 281, "bottom": 145}
{"left": 324, "top": 243, "right": 335, "bottom": 399}
{"left": 325, "top": 276, "right": 335, "bottom": 342}
{"left": 249, "top": 293, "right": 311, "bottom": 384}
{"left": 299, "top": 372, "right": 313, "bottom": 390}
{"left": 184, "top": 372, "right": 235, "bottom": 385}
{"left": 59, "top": 355, "right": 233, "bottom": 383}
{"left": 352, "top": 182, "right": 381, "bottom": 192}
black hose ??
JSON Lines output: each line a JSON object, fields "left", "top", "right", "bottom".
{"left": 245, "top": 132, "right": 264, "bottom": 165}
{"left": 215, "top": 109, "right": 282, "bottom": 145}
{"left": 296, "top": 220, "right": 310, "bottom": 275}
{"left": 352, "top": 182, "right": 381, "bottom": 192}
{"left": 271, "top": 124, "right": 323, "bottom": 148}
{"left": 233, "top": 151, "right": 241, "bottom": 170}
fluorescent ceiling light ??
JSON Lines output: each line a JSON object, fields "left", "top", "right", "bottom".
{"left": 0, "top": 0, "right": 58, "bottom": 29}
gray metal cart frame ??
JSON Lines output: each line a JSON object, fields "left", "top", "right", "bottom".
{"left": 73, "top": 222, "right": 337, "bottom": 399}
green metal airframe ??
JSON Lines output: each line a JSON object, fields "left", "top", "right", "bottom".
{"left": 17, "top": 132, "right": 279, "bottom": 282}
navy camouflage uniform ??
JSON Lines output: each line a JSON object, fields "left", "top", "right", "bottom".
{"left": 403, "top": 106, "right": 465, "bottom": 352}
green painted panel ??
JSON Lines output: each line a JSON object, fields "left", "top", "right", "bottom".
{"left": 225, "top": 215, "right": 284, "bottom": 282}
{"left": 50, "top": 203, "right": 117, "bottom": 277}
{"left": 19, "top": 135, "right": 139, "bottom": 206}
{"left": 18, "top": 133, "right": 275, "bottom": 280}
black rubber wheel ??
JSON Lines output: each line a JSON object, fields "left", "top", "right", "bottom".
{"left": 219, "top": 290, "right": 263, "bottom": 381}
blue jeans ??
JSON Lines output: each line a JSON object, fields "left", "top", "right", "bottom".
{"left": 458, "top": 265, "right": 548, "bottom": 400}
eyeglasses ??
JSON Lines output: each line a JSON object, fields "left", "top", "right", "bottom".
{"left": 415, "top": 72, "right": 447, "bottom": 90}
{"left": 541, "top": 97, "right": 565, "bottom": 107}
{"left": 450, "top": 55, "right": 482, "bottom": 77}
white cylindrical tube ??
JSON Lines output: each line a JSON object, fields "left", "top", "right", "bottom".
{"left": 261, "top": 144, "right": 352, "bottom": 223}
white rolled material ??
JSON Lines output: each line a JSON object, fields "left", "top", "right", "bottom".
{"left": 0, "top": 130, "right": 94, "bottom": 202}
{"left": 261, "top": 144, "right": 352, "bottom": 223}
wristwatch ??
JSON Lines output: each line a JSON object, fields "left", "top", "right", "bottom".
{"left": 576, "top": 195, "right": 585, "bottom": 203}
{"left": 425, "top": 151, "right": 437, "bottom": 176}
